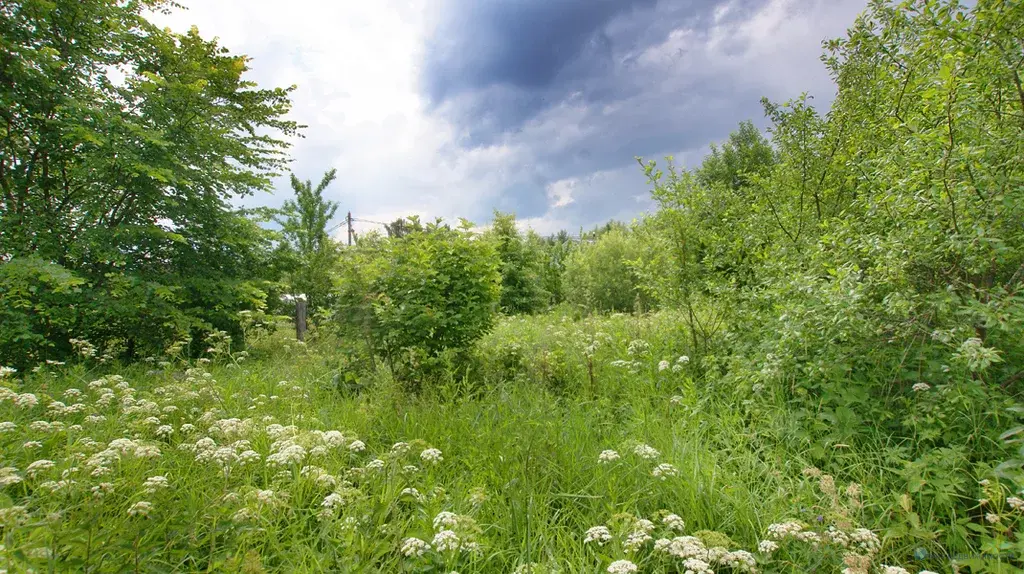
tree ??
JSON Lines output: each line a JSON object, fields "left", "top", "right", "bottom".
{"left": 384, "top": 217, "right": 421, "bottom": 238}
{"left": 0, "top": 0, "right": 299, "bottom": 365}
{"left": 276, "top": 169, "right": 340, "bottom": 310}
{"left": 489, "top": 211, "right": 547, "bottom": 314}
{"left": 695, "top": 120, "right": 776, "bottom": 193}
{"left": 335, "top": 218, "right": 500, "bottom": 391}
{"left": 563, "top": 225, "right": 653, "bottom": 313}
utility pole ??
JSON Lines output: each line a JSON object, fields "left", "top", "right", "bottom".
{"left": 346, "top": 211, "right": 353, "bottom": 246}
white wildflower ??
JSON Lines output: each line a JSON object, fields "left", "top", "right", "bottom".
{"left": 607, "top": 560, "right": 638, "bottom": 574}
{"left": 434, "top": 511, "right": 460, "bottom": 530}
{"left": 143, "top": 475, "right": 169, "bottom": 493}
{"left": 663, "top": 513, "right": 685, "bottom": 531}
{"left": 420, "top": 448, "right": 443, "bottom": 464}
{"left": 652, "top": 463, "right": 678, "bottom": 480}
{"left": 598, "top": 450, "right": 620, "bottom": 464}
{"left": 432, "top": 530, "right": 461, "bottom": 552}
{"left": 26, "top": 459, "right": 55, "bottom": 477}
{"left": 15, "top": 393, "right": 38, "bottom": 408}
{"left": 401, "top": 537, "right": 431, "bottom": 558}
{"left": 584, "top": 526, "right": 612, "bottom": 545}
{"left": 128, "top": 501, "right": 152, "bottom": 517}
{"left": 633, "top": 443, "right": 660, "bottom": 459}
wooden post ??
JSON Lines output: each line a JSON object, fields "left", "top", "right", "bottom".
{"left": 295, "top": 298, "right": 307, "bottom": 342}
{"left": 347, "top": 211, "right": 353, "bottom": 246}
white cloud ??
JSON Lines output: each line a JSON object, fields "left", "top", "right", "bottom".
{"left": 150, "top": 0, "right": 521, "bottom": 229}
{"left": 147, "top": 0, "right": 865, "bottom": 236}
{"left": 546, "top": 178, "right": 577, "bottom": 208}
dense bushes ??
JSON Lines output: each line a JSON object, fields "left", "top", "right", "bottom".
{"left": 334, "top": 218, "right": 500, "bottom": 390}
{"left": 634, "top": 0, "right": 1024, "bottom": 562}
{"left": 563, "top": 225, "right": 655, "bottom": 313}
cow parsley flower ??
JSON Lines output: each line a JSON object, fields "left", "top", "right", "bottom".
{"left": 624, "top": 530, "right": 652, "bottom": 552}
{"left": 322, "top": 493, "right": 344, "bottom": 509}
{"left": 758, "top": 539, "right": 778, "bottom": 553}
{"left": 1007, "top": 496, "right": 1023, "bottom": 510}
{"left": 912, "top": 382, "right": 931, "bottom": 392}
{"left": 255, "top": 489, "right": 277, "bottom": 505}
{"left": 598, "top": 450, "right": 620, "bottom": 463}
{"left": 15, "top": 393, "right": 38, "bottom": 408}
{"left": 434, "top": 511, "right": 460, "bottom": 530}
{"left": 420, "top": 448, "right": 443, "bottom": 464}
{"left": 0, "top": 422, "right": 16, "bottom": 433}
{"left": 401, "top": 537, "right": 431, "bottom": 557}
{"left": 26, "top": 459, "right": 55, "bottom": 477}
{"left": 607, "top": 560, "right": 638, "bottom": 574}
{"left": 663, "top": 513, "right": 685, "bottom": 531}
{"left": 128, "top": 501, "right": 152, "bottom": 517}
{"left": 432, "top": 530, "right": 461, "bottom": 552}
{"left": 633, "top": 444, "right": 660, "bottom": 459}
{"left": 658, "top": 360, "right": 670, "bottom": 372}
{"left": 348, "top": 440, "right": 366, "bottom": 452}
{"left": 652, "top": 463, "right": 678, "bottom": 480}
{"left": 682, "top": 558, "right": 713, "bottom": 574}
{"left": 0, "top": 467, "right": 24, "bottom": 487}
{"left": 144, "top": 475, "right": 169, "bottom": 493}
{"left": 584, "top": 526, "right": 612, "bottom": 545}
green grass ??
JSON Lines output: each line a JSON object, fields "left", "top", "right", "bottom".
{"left": 0, "top": 312, "right": 1007, "bottom": 573}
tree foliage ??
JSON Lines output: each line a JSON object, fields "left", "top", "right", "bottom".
{"left": 488, "top": 211, "right": 548, "bottom": 314}
{"left": 638, "top": 0, "right": 1024, "bottom": 550}
{"left": 334, "top": 218, "right": 500, "bottom": 390}
{"left": 275, "top": 169, "right": 340, "bottom": 311}
{"left": 0, "top": 0, "right": 298, "bottom": 366}
{"left": 563, "top": 225, "right": 655, "bottom": 313}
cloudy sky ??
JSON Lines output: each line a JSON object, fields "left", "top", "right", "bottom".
{"left": 152, "top": 0, "right": 867, "bottom": 237}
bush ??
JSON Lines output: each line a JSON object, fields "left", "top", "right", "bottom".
{"left": 334, "top": 218, "right": 500, "bottom": 390}
{"left": 563, "top": 226, "right": 655, "bottom": 313}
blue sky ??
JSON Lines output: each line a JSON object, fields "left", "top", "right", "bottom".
{"left": 154, "top": 0, "right": 867, "bottom": 237}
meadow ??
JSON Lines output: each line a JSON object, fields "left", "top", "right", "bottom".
{"left": 3, "top": 311, "right": 1014, "bottom": 573}
{"left": 3, "top": 0, "right": 1023, "bottom": 572}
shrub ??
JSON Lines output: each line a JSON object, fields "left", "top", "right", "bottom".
{"left": 563, "top": 226, "right": 654, "bottom": 313}
{"left": 334, "top": 218, "right": 500, "bottom": 390}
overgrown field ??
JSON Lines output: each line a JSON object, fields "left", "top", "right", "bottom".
{"left": 2, "top": 312, "right": 1019, "bottom": 573}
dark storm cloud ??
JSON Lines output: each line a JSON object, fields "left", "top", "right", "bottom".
{"left": 420, "top": 0, "right": 867, "bottom": 226}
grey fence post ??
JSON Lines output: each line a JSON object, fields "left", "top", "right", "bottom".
{"left": 295, "top": 299, "right": 307, "bottom": 341}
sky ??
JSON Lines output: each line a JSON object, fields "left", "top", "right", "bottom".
{"left": 152, "top": 0, "right": 868, "bottom": 237}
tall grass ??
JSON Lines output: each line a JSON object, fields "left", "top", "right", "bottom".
{"left": 0, "top": 313, "right": 1009, "bottom": 572}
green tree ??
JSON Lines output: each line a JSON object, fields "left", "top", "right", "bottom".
{"left": 563, "top": 225, "right": 654, "bottom": 313}
{"left": 276, "top": 169, "right": 340, "bottom": 311}
{"left": 695, "top": 119, "right": 776, "bottom": 193}
{"left": 489, "top": 211, "right": 547, "bottom": 314}
{"left": 0, "top": 0, "right": 299, "bottom": 365}
{"left": 335, "top": 218, "right": 500, "bottom": 390}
